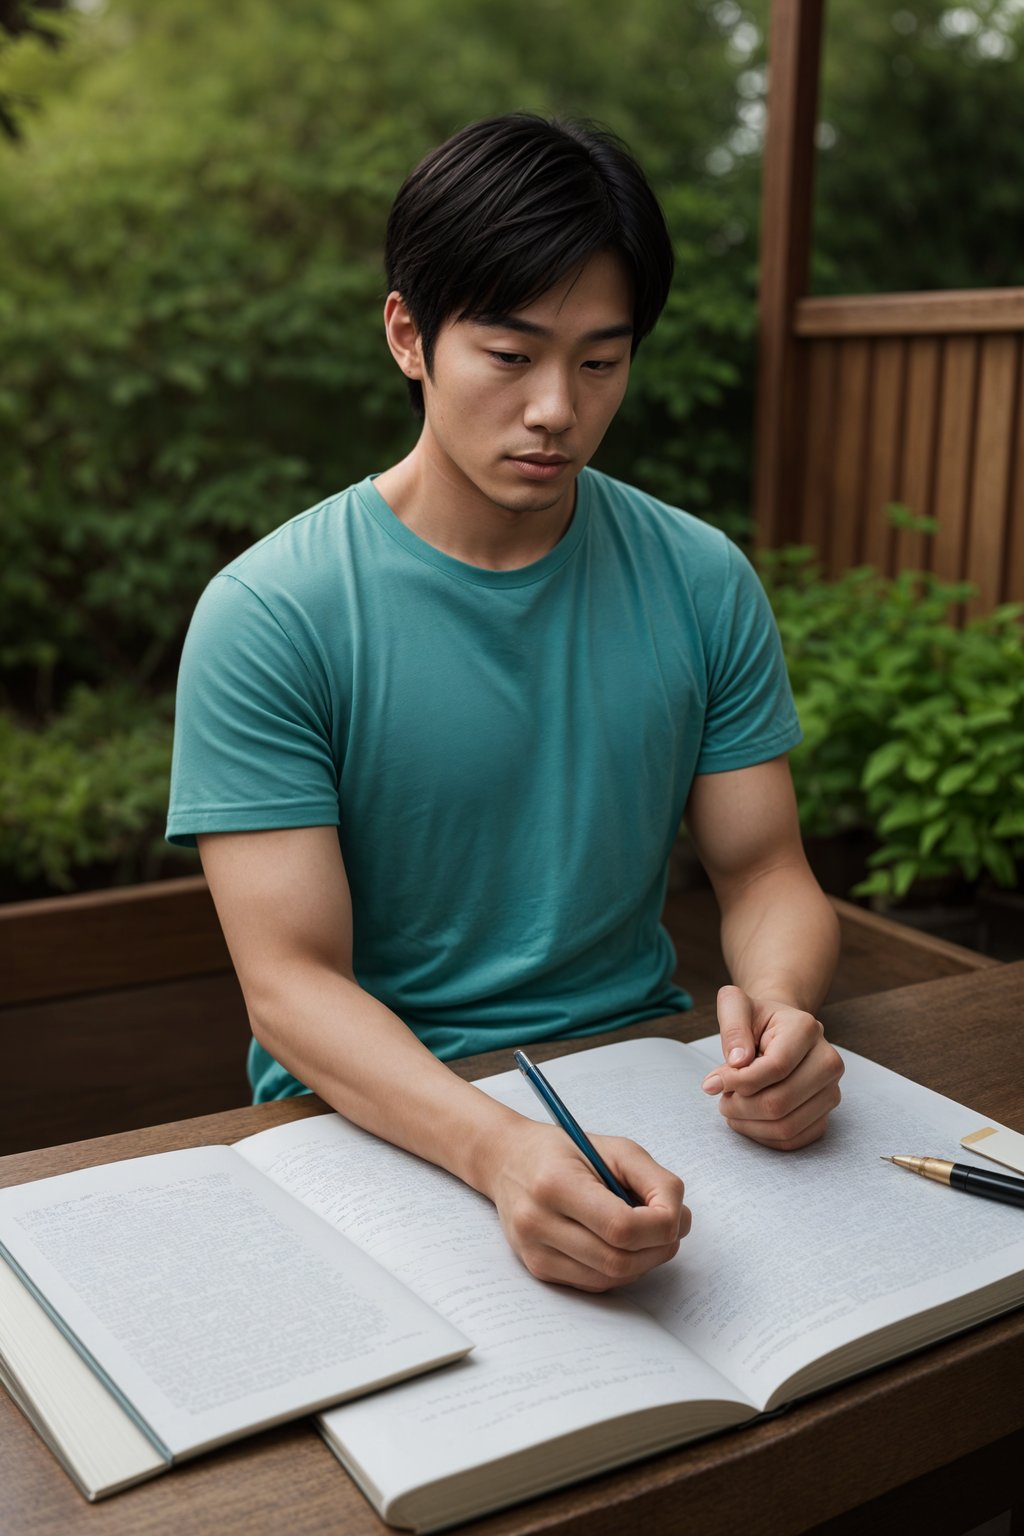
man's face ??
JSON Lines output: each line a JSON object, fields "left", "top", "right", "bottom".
{"left": 415, "top": 249, "right": 633, "bottom": 522}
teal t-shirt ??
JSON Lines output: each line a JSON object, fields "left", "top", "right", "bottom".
{"left": 167, "top": 469, "right": 801, "bottom": 1100}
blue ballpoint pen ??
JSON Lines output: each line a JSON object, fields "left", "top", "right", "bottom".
{"left": 513, "top": 1049, "right": 641, "bottom": 1207}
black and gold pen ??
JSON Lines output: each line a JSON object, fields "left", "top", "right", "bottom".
{"left": 883, "top": 1155, "right": 1024, "bottom": 1210}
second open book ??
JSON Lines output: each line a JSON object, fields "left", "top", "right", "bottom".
{"left": 3, "top": 1035, "right": 1024, "bottom": 1531}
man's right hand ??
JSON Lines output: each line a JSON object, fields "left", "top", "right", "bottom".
{"left": 482, "top": 1119, "right": 690, "bottom": 1292}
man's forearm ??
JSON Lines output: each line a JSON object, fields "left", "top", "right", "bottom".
{"left": 717, "top": 862, "right": 840, "bottom": 1013}
{"left": 198, "top": 828, "right": 688, "bottom": 1291}
{"left": 247, "top": 963, "right": 521, "bottom": 1197}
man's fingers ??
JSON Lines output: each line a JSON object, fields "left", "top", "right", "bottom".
{"left": 589, "top": 1136, "right": 688, "bottom": 1237}
{"left": 565, "top": 1138, "right": 689, "bottom": 1250}
{"left": 507, "top": 1188, "right": 687, "bottom": 1287}
{"left": 699, "top": 995, "right": 844, "bottom": 1150}
{"left": 715, "top": 1041, "right": 843, "bottom": 1149}
{"left": 724, "top": 1087, "right": 840, "bottom": 1150}
{"left": 521, "top": 1237, "right": 683, "bottom": 1292}
{"left": 715, "top": 984, "right": 757, "bottom": 1068}
{"left": 720, "top": 1042, "right": 843, "bottom": 1122}
{"left": 493, "top": 1124, "right": 691, "bottom": 1291}
{"left": 704, "top": 1009, "right": 829, "bottom": 1097}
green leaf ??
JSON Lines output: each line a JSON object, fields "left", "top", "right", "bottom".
{"left": 885, "top": 502, "right": 939, "bottom": 535}
{"left": 877, "top": 797, "right": 926, "bottom": 834}
{"left": 164, "top": 360, "right": 207, "bottom": 393}
{"left": 963, "top": 709, "right": 1013, "bottom": 731}
{"left": 862, "top": 740, "right": 906, "bottom": 790}
{"left": 904, "top": 756, "right": 937, "bottom": 784}
{"left": 919, "top": 817, "right": 950, "bottom": 856}
{"left": 851, "top": 871, "right": 893, "bottom": 899}
{"left": 944, "top": 819, "right": 980, "bottom": 859}
{"left": 892, "top": 859, "right": 919, "bottom": 899}
{"left": 935, "top": 762, "right": 976, "bottom": 796}
{"left": 981, "top": 840, "right": 1018, "bottom": 888}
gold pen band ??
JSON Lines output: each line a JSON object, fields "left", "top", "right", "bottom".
{"left": 888, "top": 1155, "right": 955, "bottom": 1185}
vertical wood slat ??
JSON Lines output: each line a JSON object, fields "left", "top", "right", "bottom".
{"left": 966, "top": 335, "right": 1020, "bottom": 614}
{"left": 829, "top": 339, "right": 871, "bottom": 575}
{"left": 798, "top": 339, "right": 838, "bottom": 560}
{"left": 861, "top": 339, "right": 905, "bottom": 573}
{"left": 896, "top": 338, "right": 941, "bottom": 575}
{"left": 753, "top": 0, "right": 825, "bottom": 547}
{"left": 1006, "top": 348, "right": 1024, "bottom": 608}
{"left": 931, "top": 337, "right": 978, "bottom": 588}
{"left": 859, "top": 339, "right": 908, "bottom": 574}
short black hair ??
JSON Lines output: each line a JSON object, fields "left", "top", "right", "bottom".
{"left": 385, "top": 113, "right": 674, "bottom": 417}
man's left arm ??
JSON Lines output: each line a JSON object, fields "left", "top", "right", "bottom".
{"left": 684, "top": 754, "right": 844, "bottom": 1149}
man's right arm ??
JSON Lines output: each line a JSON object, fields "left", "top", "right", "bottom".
{"left": 198, "top": 826, "right": 689, "bottom": 1292}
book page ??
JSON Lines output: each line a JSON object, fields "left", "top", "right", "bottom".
{"left": 235, "top": 1114, "right": 751, "bottom": 1499}
{"left": 0, "top": 1257, "right": 166, "bottom": 1498}
{"left": 0, "top": 1145, "right": 469, "bottom": 1460}
{"left": 481, "top": 1038, "right": 1024, "bottom": 1406}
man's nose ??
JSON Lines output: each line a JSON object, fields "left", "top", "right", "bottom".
{"left": 523, "top": 369, "right": 576, "bottom": 434}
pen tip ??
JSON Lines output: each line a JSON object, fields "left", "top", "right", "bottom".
{"left": 880, "top": 1155, "right": 893, "bottom": 1163}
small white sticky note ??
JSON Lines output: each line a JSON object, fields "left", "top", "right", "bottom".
{"left": 961, "top": 1125, "right": 1024, "bottom": 1176}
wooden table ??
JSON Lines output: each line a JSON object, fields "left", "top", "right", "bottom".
{"left": 3, "top": 963, "right": 1023, "bottom": 1536}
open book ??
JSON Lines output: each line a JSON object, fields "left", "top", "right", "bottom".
{"left": 0, "top": 1143, "right": 470, "bottom": 1499}
{"left": 3, "top": 1037, "right": 1024, "bottom": 1528}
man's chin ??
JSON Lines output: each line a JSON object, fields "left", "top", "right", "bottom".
{"left": 486, "top": 468, "right": 576, "bottom": 517}
{"left": 486, "top": 492, "right": 570, "bottom": 520}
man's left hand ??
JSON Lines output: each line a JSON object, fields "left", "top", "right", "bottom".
{"left": 701, "top": 985, "right": 844, "bottom": 1150}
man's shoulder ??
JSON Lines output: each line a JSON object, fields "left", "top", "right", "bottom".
{"left": 218, "top": 479, "right": 370, "bottom": 589}
{"left": 186, "top": 479, "right": 380, "bottom": 656}
{"left": 583, "top": 468, "right": 731, "bottom": 561}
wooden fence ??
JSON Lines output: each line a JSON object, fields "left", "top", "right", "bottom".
{"left": 755, "top": 0, "right": 1024, "bottom": 612}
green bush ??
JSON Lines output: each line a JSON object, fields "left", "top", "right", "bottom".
{"left": 0, "top": 686, "right": 194, "bottom": 892}
{"left": 857, "top": 614, "right": 1024, "bottom": 898}
{"left": 761, "top": 548, "right": 1024, "bottom": 900}
{"left": 0, "top": 0, "right": 764, "bottom": 713}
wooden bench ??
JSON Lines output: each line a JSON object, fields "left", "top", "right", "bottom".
{"left": 0, "top": 874, "right": 996, "bottom": 1158}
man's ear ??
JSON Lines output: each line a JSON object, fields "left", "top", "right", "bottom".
{"left": 383, "top": 291, "right": 425, "bottom": 381}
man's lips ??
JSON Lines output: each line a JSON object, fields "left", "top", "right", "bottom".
{"left": 507, "top": 455, "right": 571, "bottom": 480}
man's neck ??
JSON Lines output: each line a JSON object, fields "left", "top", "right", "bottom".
{"left": 374, "top": 447, "right": 577, "bottom": 572}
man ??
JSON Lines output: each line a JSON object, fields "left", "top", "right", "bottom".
{"left": 167, "top": 114, "right": 842, "bottom": 1294}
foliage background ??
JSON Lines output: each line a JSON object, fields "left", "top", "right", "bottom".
{"left": 1, "top": 0, "right": 1023, "bottom": 897}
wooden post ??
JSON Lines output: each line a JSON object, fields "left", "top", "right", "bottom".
{"left": 753, "top": 0, "right": 825, "bottom": 547}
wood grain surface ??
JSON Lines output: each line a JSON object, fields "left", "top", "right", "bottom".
{"left": 2, "top": 963, "right": 1022, "bottom": 1536}
{"left": 795, "top": 289, "right": 1024, "bottom": 338}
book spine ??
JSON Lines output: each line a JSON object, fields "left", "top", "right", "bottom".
{"left": 0, "top": 1244, "right": 173, "bottom": 1467}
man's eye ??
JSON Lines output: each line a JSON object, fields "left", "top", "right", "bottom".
{"left": 583, "top": 360, "right": 618, "bottom": 372}
{"left": 490, "top": 351, "right": 528, "bottom": 366}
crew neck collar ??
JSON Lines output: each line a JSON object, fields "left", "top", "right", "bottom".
{"left": 355, "top": 471, "right": 593, "bottom": 589}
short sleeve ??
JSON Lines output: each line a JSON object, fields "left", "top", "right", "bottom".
{"left": 694, "top": 541, "right": 802, "bottom": 774}
{"left": 166, "top": 574, "right": 340, "bottom": 847}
